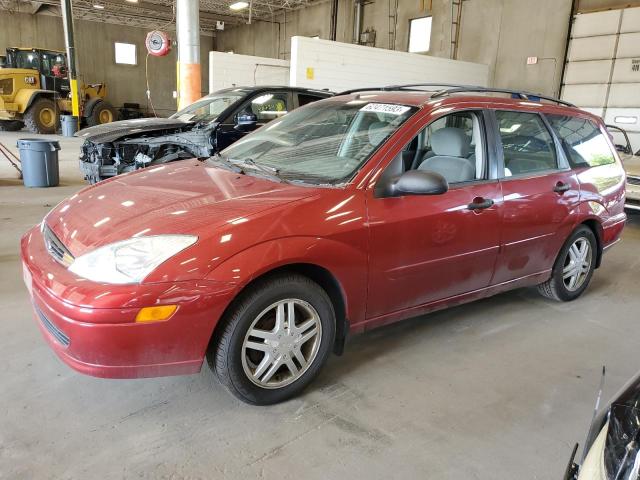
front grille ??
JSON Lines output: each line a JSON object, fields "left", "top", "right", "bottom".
{"left": 43, "top": 224, "right": 74, "bottom": 267}
{"left": 627, "top": 176, "right": 640, "bottom": 186}
{"left": 35, "top": 304, "right": 70, "bottom": 347}
{"left": 0, "top": 78, "right": 13, "bottom": 95}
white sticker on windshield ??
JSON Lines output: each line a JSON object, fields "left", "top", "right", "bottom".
{"left": 360, "top": 103, "right": 411, "bottom": 115}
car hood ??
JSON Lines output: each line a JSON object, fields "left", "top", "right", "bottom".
{"left": 76, "top": 117, "right": 195, "bottom": 143}
{"left": 623, "top": 154, "right": 640, "bottom": 177}
{"left": 44, "top": 159, "right": 318, "bottom": 257}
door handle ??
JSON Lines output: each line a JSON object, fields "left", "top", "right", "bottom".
{"left": 467, "top": 197, "right": 494, "bottom": 210}
{"left": 553, "top": 182, "right": 571, "bottom": 194}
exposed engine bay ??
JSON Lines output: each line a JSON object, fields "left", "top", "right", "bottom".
{"left": 79, "top": 123, "right": 216, "bottom": 184}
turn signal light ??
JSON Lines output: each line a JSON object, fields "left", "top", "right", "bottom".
{"left": 135, "top": 305, "right": 177, "bottom": 323}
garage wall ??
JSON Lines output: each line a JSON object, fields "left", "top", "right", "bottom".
{"left": 215, "top": 0, "right": 573, "bottom": 97}
{"left": 0, "top": 11, "right": 213, "bottom": 116}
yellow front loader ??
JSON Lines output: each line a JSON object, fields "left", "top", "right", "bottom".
{"left": 0, "top": 48, "right": 117, "bottom": 133}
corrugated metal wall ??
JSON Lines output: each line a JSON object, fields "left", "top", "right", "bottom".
{"left": 561, "top": 7, "right": 640, "bottom": 150}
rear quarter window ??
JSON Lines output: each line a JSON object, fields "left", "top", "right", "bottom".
{"left": 546, "top": 114, "right": 616, "bottom": 168}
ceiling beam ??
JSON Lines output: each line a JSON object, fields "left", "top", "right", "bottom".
{"left": 0, "top": 0, "right": 324, "bottom": 33}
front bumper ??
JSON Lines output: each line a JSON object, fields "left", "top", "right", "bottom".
{"left": 21, "top": 225, "right": 236, "bottom": 378}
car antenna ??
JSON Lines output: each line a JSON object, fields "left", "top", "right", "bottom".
{"left": 581, "top": 366, "right": 606, "bottom": 463}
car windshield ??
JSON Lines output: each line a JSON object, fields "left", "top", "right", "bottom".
{"left": 219, "top": 100, "right": 416, "bottom": 184}
{"left": 170, "top": 92, "right": 244, "bottom": 123}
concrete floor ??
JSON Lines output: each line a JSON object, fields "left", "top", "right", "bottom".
{"left": 1, "top": 130, "right": 639, "bottom": 479}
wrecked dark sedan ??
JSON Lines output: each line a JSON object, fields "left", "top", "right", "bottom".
{"left": 77, "top": 86, "right": 332, "bottom": 183}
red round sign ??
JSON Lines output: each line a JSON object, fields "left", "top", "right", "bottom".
{"left": 145, "top": 30, "right": 171, "bottom": 57}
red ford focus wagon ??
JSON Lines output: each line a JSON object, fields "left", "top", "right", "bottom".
{"left": 21, "top": 85, "right": 627, "bottom": 404}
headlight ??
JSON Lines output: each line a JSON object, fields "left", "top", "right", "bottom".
{"left": 68, "top": 235, "right": 197, "bottom": 284}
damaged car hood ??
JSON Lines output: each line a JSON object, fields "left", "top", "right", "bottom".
{"left": 76, "top": 117, "right": 195, "bottom": 143}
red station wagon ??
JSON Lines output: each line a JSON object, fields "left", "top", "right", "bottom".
{"left": 21, "top": 85, "right": 627, "bottom": 405}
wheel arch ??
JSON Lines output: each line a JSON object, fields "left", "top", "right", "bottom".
{"left": 20, "top": 89, "right": 55, "bottom": 112}
{"left": 580, "top": 218, "right": 604, "bottom": 268}
{"left": 211, "top": 262, "right": 350, "bottom": 357}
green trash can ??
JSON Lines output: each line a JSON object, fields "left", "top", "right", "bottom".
{"left": 17, "top": 138, "right": 61, "bottom": 188}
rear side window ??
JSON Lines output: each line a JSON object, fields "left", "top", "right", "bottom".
{"left": 495, "top": 111, "right": 558, "bottom": 176}
{"left": 298, "top": 93, "right": 325, "bottom": 107}
{"left": 249, "top": 92, "right": 290, "bottom": 123}
{"left": 546, "top": 115, "right": 615, "bottom": 168}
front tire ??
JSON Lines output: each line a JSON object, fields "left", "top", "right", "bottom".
{"left": 24, "top": 98, "right": 59, "bottom": 134}
{"left": 209, "top": 274, "right": 336, "bottom": 405}
{"left": 85, "top": 100, "right": 117, "bottom": 127}
{"left": 538, "top": 225, "right": 597, "bottom": 302}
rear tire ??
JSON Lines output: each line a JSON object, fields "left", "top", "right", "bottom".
{"left": 23, "top": 98, "right": 59, "bottom": 134}
{"left": 537, "top": 225, "right": 597, "bottom": 302}
{"left": 208, "top": 273, "right": 335, "bottom": 405}
{"left": 85, "top": 100, "right": 117, "bottom": 127}
{"left": 0, "top": 120, "right": 23, "bottom": 131}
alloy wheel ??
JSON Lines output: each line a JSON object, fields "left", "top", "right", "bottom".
{"left": 562, "top": 237, "right": 592, "bottom": 291}
{"left": 241, "top": 298, "right": 322, "bottom": 389}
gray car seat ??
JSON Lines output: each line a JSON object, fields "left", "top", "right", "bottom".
{"left": 418, "top": 127, "right": 476, "bottom": 183}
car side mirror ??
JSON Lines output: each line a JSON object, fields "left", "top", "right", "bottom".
{"left": 377, "top": 169, "right": 449, "bottom": 198}
{"left": 235, "top": 112, "right": 258, "bottom": 132}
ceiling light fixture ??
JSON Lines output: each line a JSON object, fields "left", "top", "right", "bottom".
{"left": 229, "top": 1, "right": 249, "bottom": 10}
{"left": 125, "top": 0, "right": 139, "bottom": 2}
{"left": 93, "top": 3, "right": 105, "bottom": 8}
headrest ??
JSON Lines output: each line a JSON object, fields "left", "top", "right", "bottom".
{"left": 368, "top": 122, "right": 389, "bottom": 146}
{"left": 431, "top": 127, "right": 471, "bottom": 157}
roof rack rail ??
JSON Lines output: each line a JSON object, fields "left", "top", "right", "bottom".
{"left": 429, "top": 86, "right": 576, "bottom": 107}
{"left": 336, "top": 84, "right": 576, "bottom": 108}
{"left": 337, "top": 83, "right": 472, "bottom": 95}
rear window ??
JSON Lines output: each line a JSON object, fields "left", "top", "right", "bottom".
{"left": 546, "top": 115, "right": 615, "bottom": 168}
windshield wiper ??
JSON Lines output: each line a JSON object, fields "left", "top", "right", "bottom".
{"left": 226, "top": 158, "right": 284, "bottom": 182}
{"left": 205, "top": 153, "right": 242, "bottom": 173}
{"left": 228, "top": 157, "right": 279, "bottom": 175}
{"left": 277, "top": 171, "right": 338, "bottom": 186}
